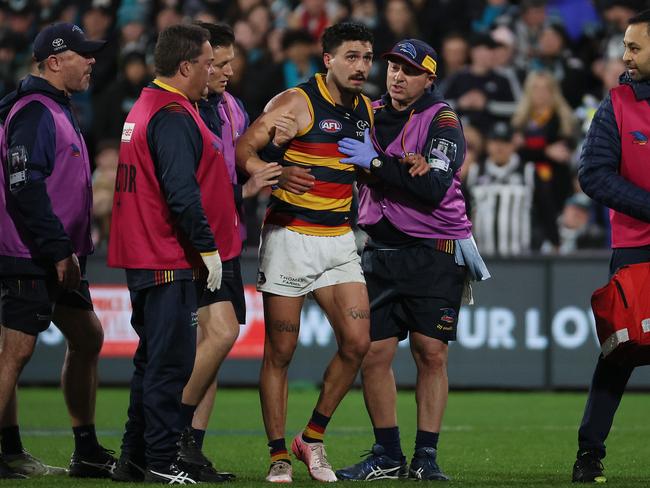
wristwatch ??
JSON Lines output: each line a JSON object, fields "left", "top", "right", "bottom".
{"left": 371, "top": 157, "right": 383, "bottom": 169}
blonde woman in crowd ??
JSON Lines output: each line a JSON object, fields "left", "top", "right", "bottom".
{"left": 511, "top": 70, "right": 576, "bottom": 252}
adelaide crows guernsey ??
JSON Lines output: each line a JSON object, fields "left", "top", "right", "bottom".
{"left": 265, "top": 73, "right": 373, "bottom": 236}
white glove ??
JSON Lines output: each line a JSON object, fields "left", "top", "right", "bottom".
{"left": 200, "top": 251, "right": 222, "bottom": 291}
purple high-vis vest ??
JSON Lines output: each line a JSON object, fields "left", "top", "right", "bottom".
{"left": 213, "top": 91, "right": 247, "bottom": 242}
{"left": 358, "top": 100, "right": 472, "bottom": 240}
{"left": 0, "top": 94, "right": 93, "bottom": 259}
{"left": 214, "top": 92, "right": 247, "bottom": 185}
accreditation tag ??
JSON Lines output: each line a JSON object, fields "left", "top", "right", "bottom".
{"left": 7, "top": 145, "right": 28, "bottom": 192}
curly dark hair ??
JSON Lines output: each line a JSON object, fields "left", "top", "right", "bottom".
{"left": 321, "top": 22, "right": 374, "bottom": 55}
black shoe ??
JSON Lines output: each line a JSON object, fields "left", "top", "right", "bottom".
{"left": 145, "top": 463, "right": 198, "bottom": 484}
{"left": 0, "top": 458, "right": 27, "bottom": 480}
{"left": 176, "top": 427, "right": 234, "bottom": 482}
{"left": 409, "top": 447, "right": 449, "bottom": 481}
{"left": 111, "top": 456, "right": 145, "bottom": 482}
{"left": 336, "top": 444, "right": 407, "bottom": 481}
{"left": 69, "top": 445, "right": 117, "bottom": 478}
{"left": 572, "top": 451, "right": 606, "bottom": 483}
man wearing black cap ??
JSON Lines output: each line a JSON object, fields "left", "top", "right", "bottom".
{"left": 466, "top": 121, "right": 535, "bottom": 256}
{"left": 336, "top": 38, "right": 488, "bottom": 481}
{"left": 0, "top": 23, "right": 115, "bottom": 479}
{"left": 444, "top": 33, "right": 518, "bottom": 132}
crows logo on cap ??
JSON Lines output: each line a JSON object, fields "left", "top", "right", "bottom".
{"left": 398, "top": 42, "right": 417, "bottom": 59}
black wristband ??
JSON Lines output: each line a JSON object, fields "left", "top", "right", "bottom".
{"left": 259, "top": 140, "right": 286, "bottom": 162}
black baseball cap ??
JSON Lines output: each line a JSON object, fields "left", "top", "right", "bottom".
{"left": 382, "top": 39, "right": 438, "bottom": 75}
{"left": 470, "top": 33, "right": 500, "bottom": 49}
{"left": 487, "top": 122, "right": 514, "bottom": 141}
{"left": 33, "top": 22, "right": 106, "bottom": 62}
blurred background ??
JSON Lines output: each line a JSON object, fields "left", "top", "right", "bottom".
{"left": 3, "top": 0, "right": 650, "bottom": 389}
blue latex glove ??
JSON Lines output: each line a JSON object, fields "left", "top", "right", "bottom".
{"left": 338, "top": 129, "right": 378, "bottom": 169}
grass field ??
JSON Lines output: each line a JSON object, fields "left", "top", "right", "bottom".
{"left": 3, "top": 387, "right": 650, "bottom": 487}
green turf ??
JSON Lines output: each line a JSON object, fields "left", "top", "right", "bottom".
{"left": 3, "top": 387, "right": 650, "bottom": 486}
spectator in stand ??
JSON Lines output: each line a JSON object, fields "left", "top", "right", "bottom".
{"left": 467, "top": 121, "right": 535, "bottom": 257}
{"left": 81, "top": 1, "right": 118, "bottom": 96}
{"left": 288, "top": 0, "right": 344, "bottom": 41}
{"left": 600, "top": 0, "right": 641, "bottom": 60}
{"left": 512, "top": 70, "right": 576, "bottom": 252}
{"left": 557, "top": 192, "right": 607, "bottom": 254}
{"left": 409, "top": 0, "right": 474, "bottom": 51}
{"left": 472, "top": 0, "right": 518, "bottom": 34}
{"left": 530, "top": 23, "right": 591, "bottom": 108}
{"left": 91, "top": 140, "right": 120, "bottom": 248}
{"left": 436, "top": 32, "right": 469, "bottom": 94}
{"left": 512, "top": 0, "right": 549, "bottom": 70}
{"left": 116, "top": 3, "right": 149, "bottom": 54}
{"left": 155, "top": 7, "right": 183, "bottom": 34}
{"left": 374, "top": 0, "right": 420, "bottom": 57}
{"left": 349, "top": 0, "right": 380, "bottom": 30}
{"left": 0, "top": 28, "right": 19, "bottom": 99}
{"left": 260, "top": 29, "right": 320, "bottom": 100}
{"left": 491, "top": 25, "right": 523, "bottom": 103}
{"left": 93, "top": 50, "right": 150, "bottom": 143}
{"left": 444, "top": 33, "right": 518, "bottom": 132}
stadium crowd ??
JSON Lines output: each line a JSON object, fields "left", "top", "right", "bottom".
{"left": 0, "top": 0, "right": 644, "bottom": 257}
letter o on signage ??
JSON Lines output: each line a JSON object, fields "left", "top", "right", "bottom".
{"left": 552, "top": 306, "right": 589, "bottom": 349}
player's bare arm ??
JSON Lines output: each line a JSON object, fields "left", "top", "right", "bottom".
{"left": 235, "top": 90, "right": 315, "bottom": 194}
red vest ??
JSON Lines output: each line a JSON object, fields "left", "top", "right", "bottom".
{"left": 610, "top": 84, "right": 650, "bottom": 247}
{"left": 107, "top": 87, "right": 240, "bottom": 270}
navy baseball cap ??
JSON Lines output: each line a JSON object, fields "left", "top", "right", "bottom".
{"left": 33, "top": 23, "right": 106, "bottom": 62}
{"left": 382, "top": 39, "right": 437, "bottom": 75}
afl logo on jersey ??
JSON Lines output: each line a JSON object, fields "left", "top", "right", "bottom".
{"left": 319, "top": 119, "right": 342, "bottom": 133}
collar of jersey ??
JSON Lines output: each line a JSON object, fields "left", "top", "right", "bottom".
{"left": 153, "top": 78, "right": 189, "bottom": 99}
{"left": 315, "top": 73, "right": 359, "bottom": 109}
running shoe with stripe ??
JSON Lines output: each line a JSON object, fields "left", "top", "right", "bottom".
{"left": 69, "top": 445, "right": 117, "bottom": 478}
{"left": 145, "top": 463, "right": 197, "bottom": 484}
{"left": 335, "top": 444, "right": 407, "bottom": 481}
{"left": 408, "top": 447, "right": 449, "bottom": 481}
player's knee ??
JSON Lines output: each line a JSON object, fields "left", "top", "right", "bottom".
{"left": 216, "top": 322, "right": 239, "bottom": 349}
{"left": 68, "top": 320, "right": 104, "bottom": 357}
{"left": 339, "top": 335, "right": 370, "bottom": 363}
{"left": 2, "top": 341, "right": 35, "bottom": 369}
{"left": 362, "top": 346, "right": 391, "bottom": 372}
{"left": 416, "top": 348, "right": 448, "bottom": 372}
{"left": 263, "top": 342, "right": 297, "bottom": 369}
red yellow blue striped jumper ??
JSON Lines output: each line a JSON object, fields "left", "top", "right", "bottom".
{"left": 265, "top": 73, "right": 374, "bottom": 236}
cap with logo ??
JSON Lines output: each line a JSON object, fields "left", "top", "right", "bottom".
{"left": 382, "top": 39, "right": 437, "bottom": 75}
{"left": 486, "top": 121, "right": 514, "bottom": 141}
{"left": 33, "top": 22, "right": 106, "bottom": 62}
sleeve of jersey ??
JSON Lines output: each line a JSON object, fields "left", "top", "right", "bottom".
{"left": 6, "top": 102, "right": 74, "bottom": 262}
{"left": 148, "top": 105, "right": 217, "bottom": 254}
{"left": 370, "top": 108, "right": 465, "bottom": 207}
{"left": 578, "top": 94, "right": 650, "bottom": 222}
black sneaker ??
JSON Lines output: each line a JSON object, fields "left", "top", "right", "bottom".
{"left": 0, "top": 458, "right": 27, "bottom": 480}
{"left": 111, "top": 456, "right": 145, "bottom": 482}
{"left": 572, "top": 451, "right": 606, "bottom": 483}
{"left": 336, "top": 444, "right": 407, "bottom": 481}
{"left": 176, "top": 427, "right": 234, "bottom": 482}
{"left": 145, "top": 463, "right": 197, "bottom": 484}
{"left": 409, "top": 447, "right": 449, "bottom": 481}
{"left": 69, "top": 445, "right": 117, "bottom": 478}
